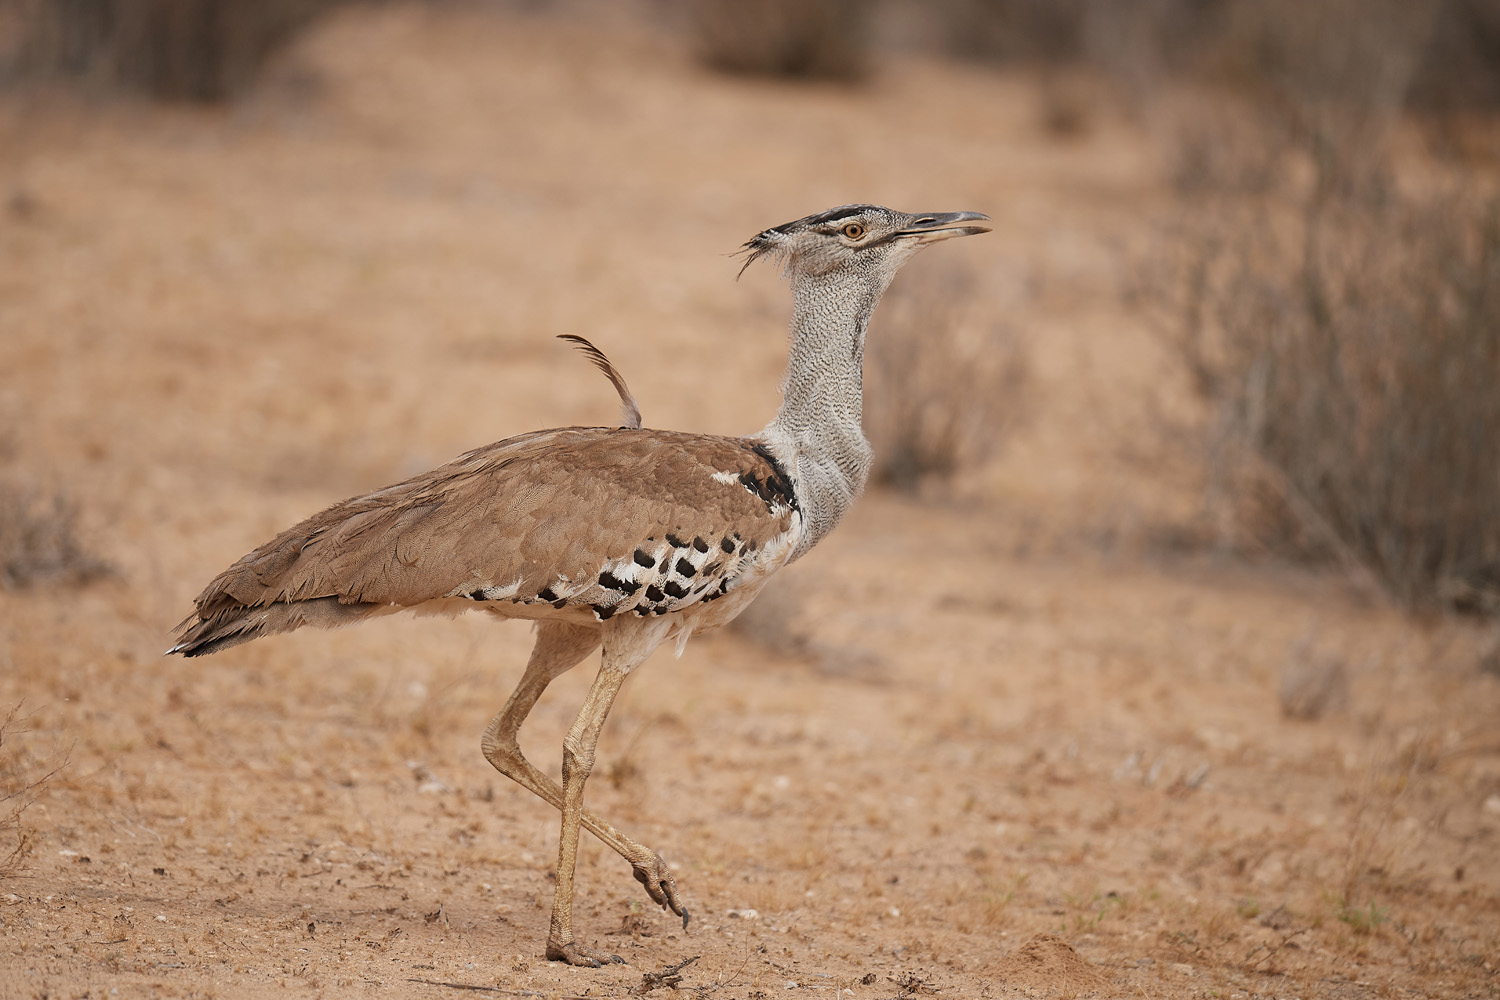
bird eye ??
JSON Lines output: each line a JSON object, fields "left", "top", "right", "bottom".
{"left": 841, "top": 222, "right": 866, "bottom": 240}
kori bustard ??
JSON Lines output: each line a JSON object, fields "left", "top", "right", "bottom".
{"left": 169, "top": 205, "right": 989, "bottom": 966}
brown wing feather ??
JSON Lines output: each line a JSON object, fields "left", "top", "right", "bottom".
{"left": 173, "top": 427, "right": 797, "bottom": 653}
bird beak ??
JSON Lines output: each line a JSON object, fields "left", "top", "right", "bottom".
{"left": 896, "top": 211, "right": 992, "bottom": 243}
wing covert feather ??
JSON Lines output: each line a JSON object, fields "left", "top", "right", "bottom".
{"left": 192, "top": 427, "right": 798, "bottom": 619}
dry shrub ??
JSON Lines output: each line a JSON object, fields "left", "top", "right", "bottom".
{"left": 1405, "top": 0, "right": 1500, "bottom": 114}
{"left": 690, "top": 0, "right": 869, "bottom": 81}
{"left": 0, "top": 706, "right": 65, "bottom": 882}
{"left": 0, "top": 478, "right": 113, "bottom": 590}
{"left": 1141, "top": 0, "right": 1500, "bottom": 615}
{"left": 930, "top": 0, "right": 1090, "bottom": 65}
{"left": 865, "top": 263, "right": 1028, "bottom": 491}
{"left": 1160, "top": 184, "right": 1500, "bottom": 614}
{"left": 926, "top": 0, "right": 1500, "bottom": 131}
{"left": 0, "top": 0, "right": 342, "bottom": 101}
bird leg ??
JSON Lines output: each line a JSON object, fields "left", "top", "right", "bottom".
{"left": 546, "top": 617, "right": 669, "bottom": 967}
{"left": 480, "top": 622, "right": 687, "bottom": 935}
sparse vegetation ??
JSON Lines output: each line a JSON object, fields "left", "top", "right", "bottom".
{"left": 927, "top": 0, "right": 1500, "bottom": 119}
{"left": 1, "top": 0, "right": 342, "bottom": 101}
{"left": 1139, "top": 0, "right": 1500, "bottom": 615}
{"left": 1, "top": 5, "right": 1497, "bottom": 996}
{"left": 865, "top": 262, "right": 1029, "bottom": 491}
{"left": 1337, "top": 899, "right": 1390, "bottom": 935}
{"left": 1161, "top": 177, "right": 1500, "bottom": 613}
{"left": 1278, "top": 635, "right": 1351, "bottom": 720}
{"left": 0, "top": 479, "right": 112, "bottom": 591}
{"left": 0, "top": 706, "right": 65, "bottom": 882}
{"left": 690, "top": 0, "right": 869, "bottom": 80}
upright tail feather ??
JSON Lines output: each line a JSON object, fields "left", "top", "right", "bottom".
{"left": 557, "top": 334, "right": 642, "bottom": 430}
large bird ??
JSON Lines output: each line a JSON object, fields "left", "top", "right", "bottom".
{"left": 169, "top": 205, "right": 989, "bottom": 965}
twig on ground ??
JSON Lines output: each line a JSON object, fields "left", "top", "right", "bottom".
{"left": 405, "top": 979, "right": 587, "bottom": 999}
{"left": 1245, "top": 927, "right": 1309, "bottom": 972}
{"left": 692, "top": 945, "right": 755, "bottom": 997}
{"left": 631, "top": 954, "right": 700, "bottom": 995}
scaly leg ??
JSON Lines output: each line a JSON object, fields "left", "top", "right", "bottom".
{"left": 480, "top": 622, "right": 686, "bottom": 931}
{"left": 546, "top": 617, "right": 670, "bottom": 967}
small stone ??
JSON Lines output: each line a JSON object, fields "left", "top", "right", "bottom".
{"left": 785, "top": 981, "right": 799, "bottom": 989}
{"left": 1483, "top": 794, "right": 1500, "bottom": 814}
{"left": 155, "top": 915, "right": 167, "bottom": 923}
{"left": 727, "top": 908, "right": 759, "bottom": 920}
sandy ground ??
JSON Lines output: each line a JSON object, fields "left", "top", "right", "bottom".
{"left": 1, "top": 6, "right": 1498, "bottom": 998}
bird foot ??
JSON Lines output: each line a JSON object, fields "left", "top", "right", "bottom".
{"left": 632, "top": 850, "right": 690, "bottom": 929}
{"left": 546, "top": 939, "right": 625, "bottom": 967}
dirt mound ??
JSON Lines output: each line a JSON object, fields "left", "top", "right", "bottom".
{"left": 993, "top": 934, "right": 1103, "bottom": 993}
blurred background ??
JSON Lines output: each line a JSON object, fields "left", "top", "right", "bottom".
{"left": 0, "top": 2, "right": 1497, "bottom": 996}
{"left": 4, "top": 0, "right": 1499, "bottom": 612}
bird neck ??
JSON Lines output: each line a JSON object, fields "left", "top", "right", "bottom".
{"left": 763, "top": 266, "right": 889, "bottom": 559}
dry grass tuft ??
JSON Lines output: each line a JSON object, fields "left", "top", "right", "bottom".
{"left": 1333, "top": 753, "right": 1424, "bottom": 929}
{"left": 865, "top": 263, "right": 1029, "bottom": 491}
{"left": 0, "top": 478, "right": 113, "bottom": 590}
{"left": 1278, "top": 635, "right": 1351, "bottom": 721}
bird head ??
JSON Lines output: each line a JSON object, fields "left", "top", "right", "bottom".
{"left": 739, "top": 204, "right": 990, "bottom": 280}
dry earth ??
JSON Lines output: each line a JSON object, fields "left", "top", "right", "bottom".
{"left": 1, "top": 6, "right": 1498, "bottom": 999}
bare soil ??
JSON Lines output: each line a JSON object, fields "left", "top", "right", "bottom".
{"left": 2, "top": 7, "right": 1498, "bottom": 999}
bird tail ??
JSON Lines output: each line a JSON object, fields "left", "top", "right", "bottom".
{"left": 557, "top": 334, "right": 642, "bottom": 430}
{"left": 167, "top": 596, "right": 380, "bottom": 657}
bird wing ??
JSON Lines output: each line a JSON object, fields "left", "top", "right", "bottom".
{"left": 187, "top": 427, "right": 801, "bottom": 627}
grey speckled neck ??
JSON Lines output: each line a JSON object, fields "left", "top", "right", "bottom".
{"left": 761, "top": 262, "right": 897, "bottom": 561}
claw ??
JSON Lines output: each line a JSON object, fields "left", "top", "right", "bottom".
{"left": 681, "top": 906, "right": 690, "bottom": 930}
{"left": 631, "top": 850, "right": 685, "bottom": 921}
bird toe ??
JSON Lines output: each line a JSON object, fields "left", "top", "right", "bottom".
{"left": 546, "top": 940, "right": 624, "bottom": 967}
